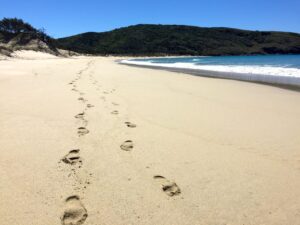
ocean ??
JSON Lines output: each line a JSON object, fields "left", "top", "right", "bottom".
{"left": 122, "top": 55, "right": 300, "bottom": 86}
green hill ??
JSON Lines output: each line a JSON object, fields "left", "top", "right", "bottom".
{"left": 56, "top": 24, "right": 300, "bottom": 56}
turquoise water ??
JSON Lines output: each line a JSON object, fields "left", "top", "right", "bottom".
{"left": 124, "top": 54, "right": 300, "bottom": 78}
{"left": 136, "top": 55, "right": 300, "bottom": 69}
{"left": 122, "top": 54, "right": 300, "bottom": 86}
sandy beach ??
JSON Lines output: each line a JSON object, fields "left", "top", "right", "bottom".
{"left": 1, "top": 52, "right": 300, "bottom": 225}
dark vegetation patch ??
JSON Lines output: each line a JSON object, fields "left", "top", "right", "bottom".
{"left": 56, "top": 24, "right": 300, "bottom": 56}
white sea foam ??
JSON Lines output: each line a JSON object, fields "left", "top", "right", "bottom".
{"left": 121, "top": 60, "right": 300, "bottom": 78}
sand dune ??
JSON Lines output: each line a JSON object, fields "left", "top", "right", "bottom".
{"left": 0, "top": 52, "right": 300, "bottom": 225}
{"left": 11, "top": 50, "right": 59, "bottom": 59}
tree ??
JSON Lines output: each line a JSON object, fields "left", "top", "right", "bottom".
{"left": 0, "top": 17, "right": 36, "bottom": 33}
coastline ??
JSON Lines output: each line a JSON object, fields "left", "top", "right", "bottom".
{"left": 1, "top": 54, "right": 300, "bottom": 225}
{"left": 119, "top": 60, "right": 300, "bottom": 91}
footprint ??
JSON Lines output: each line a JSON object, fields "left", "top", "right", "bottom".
{"left": 112, "top": 102, "right": 119, "bottom": 106}
{"left": 62, "top": 149, "right": 82, "bottom": 165}
{"left": 86, "top": 104, "right": 94, "bottom": 108}
{"left": 111, "top": 110, "right": 119, "bottom": 115}
{"left": 120, "top": 140, "right": 134, "bottom": 151}
{"left": 153, "top": 175, "right": 181, "bottom": 197}
{"left": 78, "top": 127, "right": 89, "bottom": 136}
{"left": 125, "top": 122, "right": 136, "bottom": 128}
{"left": 78, "top": 97, "right": 87, "bottom": 102}
{"left": 61, "top": 196, "right": 88, "bottom": 225}
{"left": 75, "top": 112, "right": 85, "bottom": 119}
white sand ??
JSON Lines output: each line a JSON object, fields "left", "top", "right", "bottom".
{"left": 11, "top": 50, "right": 59, "bottom": 59}
{"left": 0, "top": 52, "right": 300, "bottom": 225}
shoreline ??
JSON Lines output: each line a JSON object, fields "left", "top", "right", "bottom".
{"left": 119, "top": 60, "right": 300, "bottom": 92}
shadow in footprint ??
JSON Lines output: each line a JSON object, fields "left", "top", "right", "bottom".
{"left": 62, "top": 149, "right": 82, "bottom": 165}
{"left": 61, "top": 195, "right": 88, "bottom": 225}
{"left": 111, "top": 110, "right": 119, "bottom": 115}
{"left": 75, "top": 112, "right": 85, "bottom": 119}
{"left": 78, "top": 97, "right": 87, "bottom": 102}
{"left": 125, "top": 122, "right": 136, "bottom": 128}
{"left": 86, "top": 104, "right": 94, "bottom": 108}
{"left": 78, "top": 127, "right": 89, "bottom": 136}
{"left": 153, "top": 175, "right": 181, "bottom": 197}
{"left": 120, "top": 140, "right": 134, "bottom": 151}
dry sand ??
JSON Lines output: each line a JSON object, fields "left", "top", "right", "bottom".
{"left": 0, "top": 52, "right": 300, "bottom": 225}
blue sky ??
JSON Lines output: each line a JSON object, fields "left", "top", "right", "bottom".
{"left": 0, "top": 0, "right": 299, "bottom": 38}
